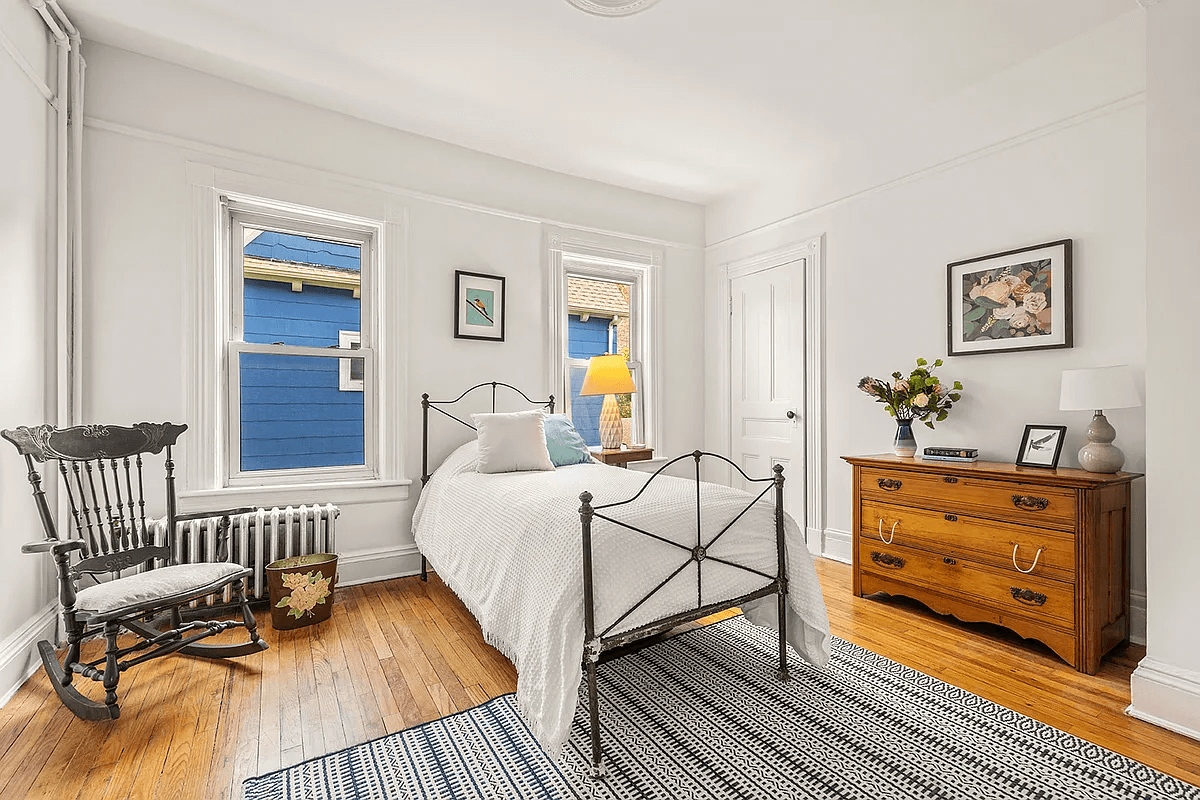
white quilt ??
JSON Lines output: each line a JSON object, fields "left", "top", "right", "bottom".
{"left": 411, "top": 441, "right": 831, "bottom": 757}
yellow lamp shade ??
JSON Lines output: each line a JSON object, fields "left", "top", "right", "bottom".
{"left": 579, "top": 354, "right": 636, "bottom": 396}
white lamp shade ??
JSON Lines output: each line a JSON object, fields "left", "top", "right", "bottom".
{"left": 1059, "top": 365, "right": 1141, "bottom": 411}
{"left": 579, "top": 354, "right": 636, "bottom": 396}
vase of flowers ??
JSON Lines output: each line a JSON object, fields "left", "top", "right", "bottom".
{"left": 857, "top": 358, "right": 964, "bottom": 457}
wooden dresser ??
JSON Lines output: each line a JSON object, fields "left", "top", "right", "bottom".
{"left": 842, "top": 455, "right": 1142, "bottom": 674}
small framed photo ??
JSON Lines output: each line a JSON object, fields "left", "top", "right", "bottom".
{"left": 947, "top": 239, "right": 1072, "bottom": 356}
{"left": 1016, "top": 424, "right": 1067, "bottom": 469}
{"left": 454, "top": 270, "right": 506, "bottom": 342}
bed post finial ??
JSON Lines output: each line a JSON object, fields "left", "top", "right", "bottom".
{"left": 548, "top": 394, "right": 555, "bottom": 414}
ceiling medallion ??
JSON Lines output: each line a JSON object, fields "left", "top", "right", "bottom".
{"left": 564, "top": 0, "right": 662, "bottom": 17}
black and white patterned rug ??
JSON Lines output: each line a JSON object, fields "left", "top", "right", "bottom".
{"left": 244, "top": 617, "right": 1200, "bottom": 799}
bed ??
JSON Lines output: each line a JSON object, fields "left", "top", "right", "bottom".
{"left": 412, "top": 382, "right": 830, "bottom": 777}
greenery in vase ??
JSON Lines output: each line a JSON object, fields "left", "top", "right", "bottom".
{"left": 857, "top": 358, "right": 963, "bottom": 429}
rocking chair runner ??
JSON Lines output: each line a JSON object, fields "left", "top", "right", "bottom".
{"left": 3, "top": 422, "right": 268, "bottom": 721}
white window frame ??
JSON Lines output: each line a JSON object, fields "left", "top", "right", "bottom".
{"left": 184, "top": 163, "right": 409, "bottom": 504}
{"left": 338, "top": 330, "right": 364, "bottom": 392}
{"left": 546, "top": 229, "right": 664, "bottom": 452}
{"left": 226, "top": 199, "right": 377, "bottom": 486}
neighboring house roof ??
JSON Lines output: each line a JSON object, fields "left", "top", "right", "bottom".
{"left": 567, "top": 277, "right": 627, "bottom": 317}
{"left": 244, "top": 231, "right": 361, "bottom": 272}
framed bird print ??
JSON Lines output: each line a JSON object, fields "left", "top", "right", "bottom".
{"left": 1016, "top": 424, "right": 1067, "bottom": 469}
{"left": 454, "top": 270, "right": 506, "bottom": 342}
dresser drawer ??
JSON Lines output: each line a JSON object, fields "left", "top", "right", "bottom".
{"left": 858, "top": 539, "right": 1075, "bottom": 629}
{"left": 861, "top": 500, "right": 1075, "bottom": 581}
{"left": 861, "top": 467, "right": 1077, "bottom": 531}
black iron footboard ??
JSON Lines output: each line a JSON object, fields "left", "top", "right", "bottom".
{"left": 577, "top": 450, "right": 790, "bottom": 778}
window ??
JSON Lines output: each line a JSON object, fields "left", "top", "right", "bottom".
{"left": 338, "top": 330, "right": 363, "bottom": 392}
{"left": 224, "top": 199, "right": 377, "bottom": 483}
{"left": 547, "top": 234, "right": 662, "bottom": 452}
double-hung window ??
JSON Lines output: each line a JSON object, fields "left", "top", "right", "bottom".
{"left": 224, "top": 198, "right": 378, "bottom": 485}
{"left": 549, "top": 236, "right": 662, "bottom": 451}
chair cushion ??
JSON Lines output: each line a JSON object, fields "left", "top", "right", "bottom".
{"left": 74, "top": 562, "right": 249, "bottom": 616}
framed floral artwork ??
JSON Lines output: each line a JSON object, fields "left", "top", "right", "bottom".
{"left": 947, "top": 239, "right": 1072, "bottom": 356}
{"left": 454, "top": 270, "right": 506, "bottom": 342}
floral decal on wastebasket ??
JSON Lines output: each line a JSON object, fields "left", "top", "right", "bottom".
{"left": 275, "top": 570, "right": 332, "bottom": 619}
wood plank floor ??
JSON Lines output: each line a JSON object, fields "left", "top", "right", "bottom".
{"left": 1, "top": 558, "right": 1197, "bottom": 798}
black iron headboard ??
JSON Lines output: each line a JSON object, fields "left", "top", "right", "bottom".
{"left": 421, "top": 382, "right": 555, "bottom": 485}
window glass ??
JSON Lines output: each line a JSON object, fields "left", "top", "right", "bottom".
{"left": 565, "top": 275, "right": 639, "bottom": 448}
{"left": 238, "top": 352, "right": 365, "bottom": 471}
{"left": 237, "top": 227, "right": 365, "bottom": 473}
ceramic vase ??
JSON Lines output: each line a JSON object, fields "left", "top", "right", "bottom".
{"left": 894, "top": 418, "right": 918, "bottom": 457}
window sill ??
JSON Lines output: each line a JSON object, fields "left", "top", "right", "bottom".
{"left": 179, "top": 478, "right": 412, "bottom": 511}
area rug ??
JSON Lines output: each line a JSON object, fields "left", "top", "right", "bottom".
{"left": 243, "top": 616, "right": 1200, "bottom": 799}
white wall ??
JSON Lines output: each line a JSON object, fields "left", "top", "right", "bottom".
{"left": 706, "top": 14, "right": 1149, "bottom": 638}
{"left": 0, "top": 0, "right": 59, "bottom": 702}
{"left": 80, "top": 44, "right": 706, "bottom": 583}
{"left": 1129, "top": 0, "right": 1200, "bottom": 740}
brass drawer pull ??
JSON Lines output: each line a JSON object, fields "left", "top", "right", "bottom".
{"left": 943, "top": 556, "right": 957, "bottom": 565}
{"left": 1010, "top": 587, "right": 1047, "bottom": 606}
{"left": 878, "top": 519, "right": 898, "bottom": 545}
{"left": 943, "top": 477, "right": 958, "bottom": 484}
{"left": 944, "top": 514, "right": 958, "bottom": 522}
{"left": 871, "top": 551, "right": 905, "bottom": 569}
{"left": 1012, "top": 495, "right": 1050, "bottom": 511}
{"left": 877, "top": 478, "right": 903, "bottom": 492}
{"left": 1012, "top": 544, "right": 1045, "bottom": 574}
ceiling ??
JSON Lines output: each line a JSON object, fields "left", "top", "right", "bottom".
{"left": 59, "top": 0, "right": 1134, "bottom": 204}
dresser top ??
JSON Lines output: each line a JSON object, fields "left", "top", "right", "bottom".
{"left": 842, "top": 454, "right": 1143, "bottom": 488}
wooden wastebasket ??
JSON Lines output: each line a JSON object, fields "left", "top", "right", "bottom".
{"left": 265, "top": 553, "right": 338, "bottom": 630}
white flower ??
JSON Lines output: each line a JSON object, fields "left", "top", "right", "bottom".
{"left": 1023, "top": 291, "right": 1047, "bottom": 314}
{"left": 992, "top": 299, "right": 1019, "bottom": 319}
{"left": 912, "top": 393, "right": 930, "bottom": 408}
{"left": 1009, "top": 311, "right": 1033, "bottom": 329}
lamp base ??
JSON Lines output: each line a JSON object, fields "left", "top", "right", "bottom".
{"left": 1078, "top": 411, "right": 1125, "bottom": 473}
{"left": 598, "top": 394, "right": 624, "bottom": 450}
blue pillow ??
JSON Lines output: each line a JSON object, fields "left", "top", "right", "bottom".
{"left": 543, "top": 414, "right": 593, "bottom": 467}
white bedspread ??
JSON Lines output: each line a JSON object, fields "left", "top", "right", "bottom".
{"left": 412, "top": 441, "right": 831, "bottom": 756}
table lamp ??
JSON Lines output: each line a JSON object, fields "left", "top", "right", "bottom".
{"left": 579, "top": 354, "right": 636, "bottom": 450}
{"left": 1059, "top": 365, "right": 1141, "bottom": 473}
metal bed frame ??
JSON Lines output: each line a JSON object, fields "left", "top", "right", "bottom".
{"left": 418, "top": 382, "right": 790, "bottom": 778}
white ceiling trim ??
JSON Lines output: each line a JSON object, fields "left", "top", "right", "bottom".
{"left": 563, "top": 0, "right": 662, "bottom": 17}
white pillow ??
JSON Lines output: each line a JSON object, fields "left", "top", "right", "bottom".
{"left": 472, "top": 410, "right": 556, "bottom": 474}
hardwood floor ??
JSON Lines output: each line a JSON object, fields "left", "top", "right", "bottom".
{"left": 1, "top": 558, "right": 1197, "bottom": 798}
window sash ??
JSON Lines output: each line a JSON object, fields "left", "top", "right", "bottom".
{"left": 226, "top": 343, "right": 377, "bottom": 485}
{"left": 223, "top": 200, "right": 378, "bottom": 485}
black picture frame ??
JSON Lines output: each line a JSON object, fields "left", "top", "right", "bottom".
{"left": 453, "top": 270, "right": 506, "bottom": 342}
{"left": 947, "top": 239, "right": 1072, "bottom": 356}
{"left": 1015, "top": 424, "right": 1067, "bottom": 469}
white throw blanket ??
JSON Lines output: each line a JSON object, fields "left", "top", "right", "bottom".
{"left": 412, "top": 442, "right": 831, "bottom": 757}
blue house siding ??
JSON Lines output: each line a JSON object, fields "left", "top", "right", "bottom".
{"left": 567, "top": 314, "right": 612, "bottom": 447}
{"left": 239, "top": 231, "right": 363, "bottom": 472}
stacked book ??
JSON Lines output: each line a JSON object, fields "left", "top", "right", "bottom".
{"left": 922, "top": 446, "right": 979, "bottom": 463}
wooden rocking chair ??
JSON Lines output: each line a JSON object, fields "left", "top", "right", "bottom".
{"left": 2, "top": 422, "right": 268, "bottom": 721}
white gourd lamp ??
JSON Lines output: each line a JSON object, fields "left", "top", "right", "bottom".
{"left": 1058, "top": 366, "right": 1141, "bottom": 473}
{"left": 579, "top": 354, "right": 636, "bottom": 450}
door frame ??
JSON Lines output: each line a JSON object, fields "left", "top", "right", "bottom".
{"left": 716, "top": 235, "right": 825, "bottom": 554}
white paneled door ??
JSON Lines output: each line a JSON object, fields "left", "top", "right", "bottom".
{"left": 729, "top": 259, "right": 805, "bottom": 538}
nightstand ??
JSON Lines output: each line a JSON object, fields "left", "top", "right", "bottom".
{"left": 594, "top": 447, "right": 653, "bottom": 468}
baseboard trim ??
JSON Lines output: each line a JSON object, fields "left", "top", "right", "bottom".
{"left": 338, "top": 544, "right": 422, "bottom": 586}
{"left": 0, "top": 602, "right": 58, "bottom": 708}
{"left": 1128, "top": 657, "right": 1200, "bottom": 742}
{"left": 821, "top": 528, "right": 853, "bottom": 564}
{"left": 1129, "top": 589, "right": 1147, "bottom": 646}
